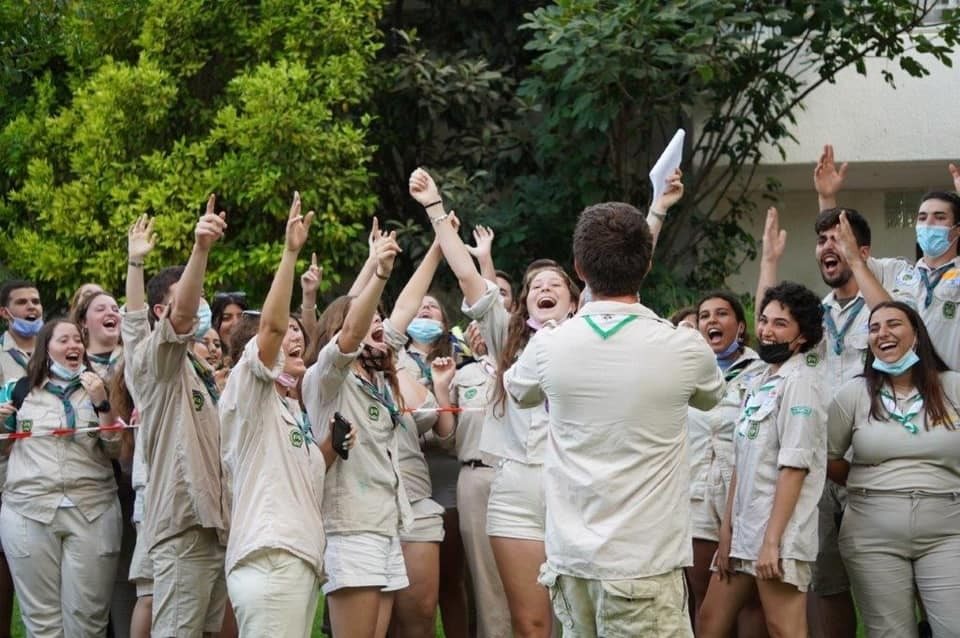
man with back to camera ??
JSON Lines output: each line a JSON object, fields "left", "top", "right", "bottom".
{"left": 505, "top": 201, "right": 724, "bottom": 637}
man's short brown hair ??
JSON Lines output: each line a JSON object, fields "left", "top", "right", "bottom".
{"left": 573, "top": 202, "right": 652, "bottom": 297}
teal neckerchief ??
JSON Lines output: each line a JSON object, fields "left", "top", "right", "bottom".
{"left": 879, "top": 389, "right": 923, "bottom": 434}
{"left": 42, "top": 380, "right": 83, "bottom": 429}
{"left": 187, "top": 351, "right": 220, "bottom": 406}
{"left": 919, "top": 262, "right": 955, "bottom": 309}
{"left": 822, "top": 297, "right": 866, "bottom": 355}
{"left": 353, "top": 373, "right": 403, "bottom": 429}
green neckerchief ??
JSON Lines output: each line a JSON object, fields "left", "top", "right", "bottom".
{"left": 353, "top": 373, "right": 403, "bottom": 430}
{"left": 43, "top": 379, "right": 83, "bottom": 429}
{"left": 723, "top": 357, "right": 755, "bottom": 383}
{"left": 583, "top": 314, "right": 639, "bottom": 340}
{"left": 187, "top": 351, "right": 220, "bottom": 406}
{"left": 407, "top": 349, "right": 433, "bottom": 384}
{"left": 879, "top": 388, "right": 923, "bottom": 434}
{"left": 280, "top": 397, "right": 315, "bottom": 446}
{"left": 919, "top": 262, "right": 955, "bottom": 309}
{"left": 822, "top": 297, "right": 866, "bottom": 355}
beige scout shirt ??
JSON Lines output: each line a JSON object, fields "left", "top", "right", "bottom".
{"left": 220, "top": 339, "right": 327, "bottom": 578}
{"left": 731, "top": 353, "right": 827, "bottom": 563}
{"left": 396, "top": 394, "right": 439, "bottom": 503}
{"left": 130, "top": 314, "right": 227, "bottom": 548}
{"left": 506, "top": 300, "right": 725, "bottom": 579}
{"left": 4, "top": 383, "right": 119, "bottom": 524}
{"left": 890, "top": 256, "right": 960, "bottom": 371}
{"left": 0, "top": 331, "right": 29, "bottom": 386}
{"left": 827, "top": 372, "right": 960, "bottom": 493}
{"left": 462, "top": 280, "right": 550, "bottom": 464}
{"left": 688, "top": 349, "right": 765, "bottom": 500}
{"left": 815, "top": 257, "right": 912, "bottom": 391}
{"left": 121, "top": 308, "right": 151, "bottom": 523}
{"left": 302, "top": 338, "right": 412, "bottom": 535}
{"left": 451, "top": 357, "right": 499, "bottom": 466}
{"left": 87, "top": 346, "right": 123, "bottom": 383}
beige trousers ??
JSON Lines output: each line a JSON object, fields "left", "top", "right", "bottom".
{"left": 150, "top": 526, "right": 227, "bottom": 636}
{"left": 227, "top": 548, "right": 320, "bottom": 638}
{"left": 538, "top": 565, "right": 692, "bottom": 638}
{"left": 840, "top": 489, "right": 960, "bottom": 638}
{"left": 1, "top": 500, "right": 121, "bottom": 638}
{"left": 457, "top": 464, "right": 511, "bottom": 638}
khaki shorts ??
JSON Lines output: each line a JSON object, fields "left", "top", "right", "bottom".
{"left": 539, "top": 564, "right": 692, "bottom": 637}
{"left": 690, "top": 461, "right": 729, "bottom": 542}
{"left": 399, "top": 498, "right": 445, "bottom": 544}
{"left": 129, "top": 522, "right": 154, "bottom": 596}
{"left": 486, "top": 460, "right": 545, "bottom": 541}
{"left": 150, "top": 526, "right": 227, "bottom": 636}
{"left": 729, "top": 558, "right": 813, "bottom": 593}
{"left": 812, "top": 479, "right": 850, "bottom": 595}
{"left": 322, "top": 532, "right": 408, "bottom": 594}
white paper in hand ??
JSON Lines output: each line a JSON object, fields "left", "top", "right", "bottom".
{"left": 649, "top": 129, "right": 685, "bottom": 205}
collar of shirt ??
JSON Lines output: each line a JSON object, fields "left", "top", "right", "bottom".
{"left": 578, "top": 300, "right": 659, "bottom": 320}
{"left": 916, "top": 255, "right": 960, "bottom": 273}
{"left": 822, "top": 290, "right": 865, "bottom": 314}
{"left": 0, "top": 330, "right": 28, "bottom": 355}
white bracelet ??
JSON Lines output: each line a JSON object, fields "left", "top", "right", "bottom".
{"left": 430, "top": 212, "right": 451, "bottom": 225}
{"left": 648, "top": 209, "right": 667, "bottom": 221}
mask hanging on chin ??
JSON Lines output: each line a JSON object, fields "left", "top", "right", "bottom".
{"left": 872, "top": 347, "right": 920, "bottom": 376}
{"left": 715, "top": 336, "right": 742, "bottom": 370}
{"left": 50, "top": 360, "right": 83, "bottom": 381}
{"left": 11, "top": 316, "right": 43, "bottom": 338}
{"left": 757, "top": 341, "right": 794, "bottom": 365}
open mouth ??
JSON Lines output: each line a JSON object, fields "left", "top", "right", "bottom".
{"left": 65, "top": 352, "right": 82, "bottom": 364}
{"left": 821, "top": 254, "right": 841, "bottom": 274}
{"left": 877, "top": 341, "right": 897, "bottom": 352}
{"left": 536, "top": 297, "right": 557, "bottom": 310}
{"left": 371, "top": 327, "right": 384, "bottom": 342}
{"left": 707, "top": 328, "right": 724, "bottom": 344}
{"left": 287, "top": 345, "right": 303, "bottom": 358}
{"left": 102, "top": 317, "right": 119, "bottom": 329}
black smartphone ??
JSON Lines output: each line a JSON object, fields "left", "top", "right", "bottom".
{"left": 332, "top": 412, "right": 351, "bottom": 460}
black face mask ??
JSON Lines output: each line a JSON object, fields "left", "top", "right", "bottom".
{"left": 359, "top": 343, "right": 390, "bottom": 372}
{"left": 757, "top": 341, "right": 794, "bottom": 364}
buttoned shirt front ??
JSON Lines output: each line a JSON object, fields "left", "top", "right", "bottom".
{"left": 890, "top": 256, "right": 960, "bottom": 370}
{"left": 506, "top": 300, "right": 724, "bottom": 579}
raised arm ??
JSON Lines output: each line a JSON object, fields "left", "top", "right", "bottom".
{"left": 390, "top": 240, "right": 443, "bottom": 334}
{"left": 647, "top": 167, "right": 684, "bottom": 253}
{"left": 836, "top": 211, "right": 891, "bottom": 309}
{"left": 299, "top": 251, "right": 322, "bottom": 340}
{"left": 170, "top": 194, "right": 226, "bottom": 334}
{"left": 125, "top": 215, "right": 157, "bottom": 312}
{"left": 429, "top": 356, "right": 457, "bottom": 439}
{"left": 950, "top": 162, "right": 960, "bottom": 193}
{"left": 347, "top": 218, "right": 380, "bottom": 297}
{"left": 409, "top": 168, "right": 487, "bottom": 306}
{"left": 339, "top": 230, "right": 401, "bottom": 353}
{"left": 465, "top": 226, "right": 498, "bottom": 284}
{"left": 259, "top": 193, "right": 314, "bottom": 367}
{"left": 756, "top": 207, "right": 786, "bottom": 324}
{"left": 814, "top": 144, "right": 848, "bottom": 211}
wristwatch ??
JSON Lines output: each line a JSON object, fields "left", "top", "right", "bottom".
{"left": 93, "top": 399, "right": 112, "bottom": 415}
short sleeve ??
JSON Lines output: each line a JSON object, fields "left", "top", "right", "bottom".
{"left": 504, "top": 331, "right": 546, "bottom": 409}
{"left": 302, "top": 335, "right": 363, "bottom": 416}
{"left": 687, "top": 335, "right": 725, "bottom": 411}
{"left": 144, "top": 310, "right": 194, "bottom": 381}
{"left": 461, "top": 279, "right": 510, "bottom": 360}
{"left": 867, "top": 256, "right": 913, "bottom": 288}
{"left": 826, "top": 380, "right": 861, "bottom": 460}
{"left": 382, "top": 318, "right": 409, "bottom": 353}
{"left": 776, "top": 370, "right": 826, "bottom": 469}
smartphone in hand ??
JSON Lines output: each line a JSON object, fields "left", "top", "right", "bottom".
{"left": 332, "top": 412, "right": 351, "bottom": 460}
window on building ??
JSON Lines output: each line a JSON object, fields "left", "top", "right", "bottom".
{"left": 924, "top": 0, "right": 960, "bottom": 24}
{"left": 885, "top": 191, "right": 923, "bottom": 228}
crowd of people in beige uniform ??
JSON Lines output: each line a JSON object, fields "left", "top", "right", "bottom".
{"left": 0, "top": 146, "right": 957, "bottom": 638}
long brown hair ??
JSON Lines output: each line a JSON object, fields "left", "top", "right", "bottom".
{"left": 25, "top": 319, "right": 92, "bottom": 391}
{"left": 864, "top": 301, "right": 955, "bottom": 430}
{"left": 306, "top": 295, "right": 403, "bottom": 412}
{"left": 492, "top": 266, "right": 580, "bottom": 414}
{"left": 69, "top": 291, "right": 117, "bottom": 348}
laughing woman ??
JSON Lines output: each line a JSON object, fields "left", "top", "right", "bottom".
{"left": 70, "top": 292, "right": 123, "bottom": 381}
{"left": 220, "top": 194, "right": 351, "bottom": 638}
{"left": 699, "top": 282, "right": 827, "bottom": 638}
{"left": 827, "top": 301, "right": 960, "bottom": 637}
{"left": 0, "top": 319, "right": 122, "bottom": 638}
{"left": 303, "top": 226, "right": 410, "bottom": 638}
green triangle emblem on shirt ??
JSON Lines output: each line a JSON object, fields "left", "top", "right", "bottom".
{"left": 584, "top": 314, "right": 638, "bottom": 340}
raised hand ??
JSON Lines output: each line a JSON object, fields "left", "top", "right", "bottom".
{"left": 950, "top": 163, "right": 960, "bottom": 193}
{"left": 284, "top": 191, "right": 315, "bottom": 254}
{"left": 301, "top": 252, "right": 323, "bottom": 296}
{"left": 465, "top": 225, "right": 495, "bottom": 259}
{"left": 79, "top": 371, "right": 108, "bottom": 405}
{"left": 652, "top": 167, "right": 684, "bottom": 213}
{"left": 195, "top": 193, "right": 228, "bottom": 251}
{"left": 128, "top": 215, "right": 157, "bottom": 261}
{"left": 374, "top": 230, "right": 402, "bottom": 278}
{"left": 430, "top": 356, "right": 456, "bottom": 389}
{"left": 836, "top": 211, "right": 863, "bottom": 265}
{"left": 409, "top": 168, "right": 442, "bottom": 209}
{"left": 367, "top": 217, "right": 380, "bottom": 261}
{"left": 814, "top": 144, "right": 848, "bottom": 199}
{"left": 761, "top": 207, "right": 787, "bottom": 264}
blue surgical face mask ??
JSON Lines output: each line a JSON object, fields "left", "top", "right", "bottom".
{"left": 715, "top": 334, "right": 743, "bottom": 370}
{"left": 916, "top": 225, "right": 957, "bottom": 259}
{"left": 11, "top": 316, "right": 43, "bottom": 338}
{"left": 872, "top": 347, "right": 920, "bottom": 376}
{"left": 50, "top": 360, "right": 83, "bottom": 381}
{"left": 195, "top": 300, "right": 212, "bottom": 341}
{"left": 407, "top": 318, "right": 444, "bottom": 344}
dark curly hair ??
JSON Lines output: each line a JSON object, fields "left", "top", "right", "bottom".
{"left": 758, "top": 281, "right": 823, "bottom": 353}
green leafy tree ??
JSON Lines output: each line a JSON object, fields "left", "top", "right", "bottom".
{"left": 0, "top": 0, "right": 385, "bottom": 307}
